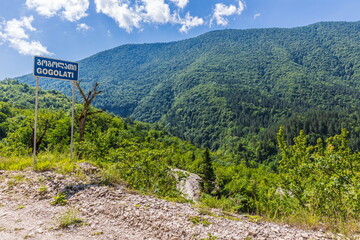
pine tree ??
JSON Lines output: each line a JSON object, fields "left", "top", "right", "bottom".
{"left": 202, "top": 148, "right": 215, "bottom": 194}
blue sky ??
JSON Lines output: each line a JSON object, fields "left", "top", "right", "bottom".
{"left": 1, "top": 0, "right": 360, "bottom": 80}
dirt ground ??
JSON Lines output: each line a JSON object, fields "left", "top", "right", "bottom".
{"left": 0, "top": 169, "right": 345, "bottom": 240}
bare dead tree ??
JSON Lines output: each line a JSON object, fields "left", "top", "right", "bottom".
{"left": 75, "top": 81, "right": 103, "bottom": 143}
{"left": 30, "top": 120, "right": 50, "bottom": 154}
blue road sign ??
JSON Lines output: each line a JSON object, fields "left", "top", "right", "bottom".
{"left": 34, "top": 56, "right": 79, "bottom": 81}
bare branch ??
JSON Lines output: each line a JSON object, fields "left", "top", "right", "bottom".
{"left": 75, "top": 82, "right": 87, "bottom": 101}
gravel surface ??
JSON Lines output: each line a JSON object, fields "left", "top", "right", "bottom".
{"left": 0, "top": 168, "right": 349, "bottom": 240}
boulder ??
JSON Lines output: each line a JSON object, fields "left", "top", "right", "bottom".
{"left": 171, "top": 169, "right": 202, "bottom": 202}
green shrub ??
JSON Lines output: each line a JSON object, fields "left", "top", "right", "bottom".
{"left": 51, "top": 192, "right": 67, "bottom": 206}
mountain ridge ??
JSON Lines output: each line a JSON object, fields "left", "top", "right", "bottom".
{"left": 16, "top": 21, "right": 360, "bottom": 153}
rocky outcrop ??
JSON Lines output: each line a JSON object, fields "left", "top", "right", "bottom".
{"left": 171, "top": 168, "right": 202, "bottom": 202}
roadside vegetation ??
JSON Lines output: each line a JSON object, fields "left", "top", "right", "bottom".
{"left": 0, "top": 80, "right": 359, "bottom": 236}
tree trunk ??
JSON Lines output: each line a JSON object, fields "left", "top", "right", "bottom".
{"left": 75, "top": 82, "right": 103, "bottom": 158}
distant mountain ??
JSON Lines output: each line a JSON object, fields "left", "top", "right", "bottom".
{"left": 17, "top": 21, "right": 360, "bottom": 156}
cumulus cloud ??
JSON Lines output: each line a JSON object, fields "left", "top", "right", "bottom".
{"left": 178, "top": 12, "right": 204, "bottom": 33}
{"left": 141, "top": 0, "right": 171, "bottom": 24}
{"left": 94, "top": 0, "right": 142, "bottom": 32}
{"left": 169, "top": 0, "right": 189, "bottom": 9}
{"left": 9, "top": 39, "right": 51, "bottom": 55}
{"left": 76, "top": 23, "right": 92, "bottom": 31}
{"left": 26, "top": 0, "right": 89, "bottom": 22}
{"left": 94, "top": 0, "right": 203, "bottom": 33}
{"left": 211, "top": 0, "right": 246, "bottom": 26}
{"left": 0, "top": 16, "right": 52, "bottom": 56}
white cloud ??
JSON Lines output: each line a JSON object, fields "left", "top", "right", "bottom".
{"left": 0, "top": 20, "right": 4, "bottom": 45}
{"left": 26, "top": 0, "right": 89, "bottom": 22}
{"left": 169, "top": 0, "right": 189, "bottom": 9}
{"left": 211, "top": 0, "right": 246, "bottom": 26}
{"left": 94, "top": 0, "right": 142, "bottom": 32}
{"left": 94, "top": 0, "right": 203, "bottom": 33}
{"left": 8, "top": 38, "right": 51, "bottom": 55}
{"left": 76, "top": 23, "right": 92, "bottom": 31}
{"left": 237, "top": 0, "right": 245, "bottom": 14}
{"left": 178, "top": 12, "right": 204, "bottom": 33}
{"left": 141, "top": 0, "right": 171, "bottom": 24}
{"left": 212, "top": 3, "right": 237, "bottom": 26}
{"left": 0, "top": 32, "right": 5, "bottom": 46}
{"left": 5, "top": 16, "right": 35, "bottom": 39}
{"left": 254, "top": 12, "right": 261, "bottom": 19}
{"left": 0, "top": 16, "right": 51, "bottom": 56}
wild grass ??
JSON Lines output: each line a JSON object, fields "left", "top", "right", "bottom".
{"left": 0, "top": 156, "right": 32, "bottom": 171}
{"left": 188, "top": 215, "right": 212, "bottom": 227}
{"left": 270, "top": 212, "right": 360, "bottom": 238}
{"left": 199, "top": 194, "right": 242, "bottom": 213}
{"left": 0, "top": 152, "right": 76, "bottom": 174}
{"left": 198, "top": 194, "right": 359, "bottom": 237}
{"left": 58, "top": 209, "right": 84, "bottom": 228}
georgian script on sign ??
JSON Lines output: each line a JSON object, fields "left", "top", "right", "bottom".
{"left": 34, "top": 56, "right": 79, "bottom": 81}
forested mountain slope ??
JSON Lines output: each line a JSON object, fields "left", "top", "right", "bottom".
{"left": 0, "top": 79, "right": 71, "bottom": 110}
{"left": 17, "top": 21, "right": 360, "bottom": 155}
{"left": 0, "top": 79, "right": 210, "bottom": 196}
{"left": 3, "top": 70, "right": 360, "bottom": 237}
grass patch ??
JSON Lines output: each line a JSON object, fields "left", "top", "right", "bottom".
{"left": 217, "top": 212, "right": 242, "bottom": 222}
{"left": 197, "top": 208, "right": 215, "bottom": 216}
{"left": 38, "top": 185, "right": 48, "bottom": 194}
{"left": 188, "top": 215, "right": 212, "bottom": 227}
{"left": 267, "top": 211, "right": 360, "bottom": 238}
{"left": 0, "top": 153, "right": 76, "bottom": 173}
{"left": 58, "top": 209, "right": 84, "bottom": 228}
{"left": 99, "top": 164, "right": 127, "bottom": 186}
{"left": 7, "top": 179, "right": 17, "bottom": 188}
{"left": 245, "top": 214, "right": 262, "bottom": 223}
{"left": 0, "top": 156, "right": 32, "bottom": 171}
{"left": 11, "top": 173, "right": 26, "bottom": 181}
{"left": 199, "top": 194, "right": 241, "bottom": 213}
{"left": 196, "top": 206, "right": 242, "bottom": 222}
{"left": 35, "top": 153, "right": 75, "bottom": 174}
{"left": 161, "top": 195, "right": 190, "bottom": 204}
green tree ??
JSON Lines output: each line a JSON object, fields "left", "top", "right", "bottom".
{"left": 201, "top": 148, "right": 215, "bottom": 194}
{"left": 277, "top": 127, "right": 360, "bottom": 221}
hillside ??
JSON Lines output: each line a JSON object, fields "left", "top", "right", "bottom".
{"left": 0, "top": 169, "right": 338, "bottom": 240}
{"left": 0, "top": 80, "right": 209, "bottom": 195}
{"left": 2, "top": 77, "right": 360, "bottom": 237}
{"left": 0, "top": 79, "right": 71, "bottom": 110}
{"left": 17, "top": 21, "right": 360, "bottom": 157}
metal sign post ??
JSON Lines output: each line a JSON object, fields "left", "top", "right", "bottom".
{"left": 33, "top": 56, "right": 79, "bottom": 165}
{"left": 33, "top": 77, "right": 39, "bottom": 165}
{"left": 70, "top": 81, "right": 75, "bottom": 161}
